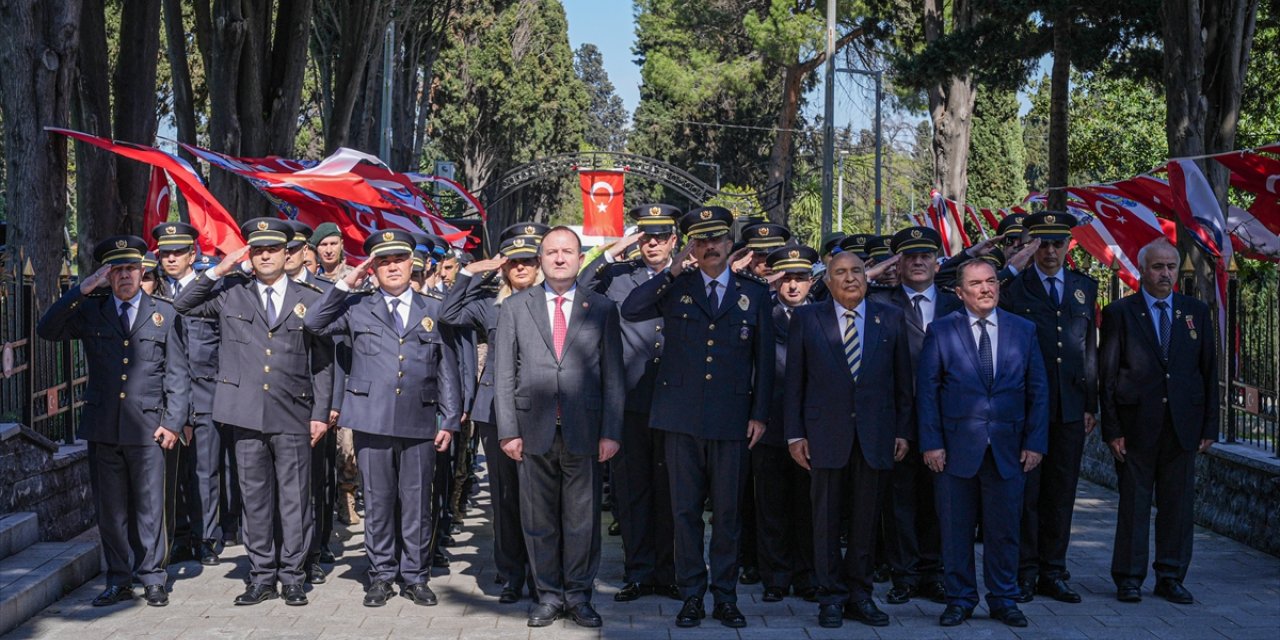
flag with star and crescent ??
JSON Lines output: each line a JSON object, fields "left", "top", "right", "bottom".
{"left": 579, "top": 170, "right": 625, "bottom": 237}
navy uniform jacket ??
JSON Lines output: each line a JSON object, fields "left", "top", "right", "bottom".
{"left": 916, "top": 309, "right": 1049, "bottom": 480}
{"left": 439, "top": 271, "right": 501, "bottom": 424}
{"left": 173, "top": 273, "right": 334, "bottom": 433}
{"left": 493, "top": 286, "right": 625, "bottom": 457}
{"left": 870, "top": 285, "right": 966, "bottom": 365}
{"left": 37, "top": 288, "right": 190, "bottom": 446}
{"left": 1099, "top": 292, "right": 1218, "bottom": 451}
{"left": 935, "top": 253, "right": 1018, "bottom": 290}
{"left": 303, "top": 285, "right": 462, "bottom": 440}
{"left": 621, "top": 269, "right": 774, "bottom": 441}
{"left": 161, "top": 279, "right": 219, "bottom": 420}
{"left": 783, "top": 299, "right": 914, "bottom": 469}
{"left": 578, "top": 254, "right": 667, "bottom": 413}
{"left": 1000, "top": 268, "right": 1098, "bottom": 423}
{"left": 764, "top": 300, "right": 794, "bottom": 448}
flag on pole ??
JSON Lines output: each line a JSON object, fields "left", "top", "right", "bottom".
{"left": 579, "top": 171, "right": 625, "bottom": 237}
{"left": 143, "top": 166, "right": 170, "bottom": 248}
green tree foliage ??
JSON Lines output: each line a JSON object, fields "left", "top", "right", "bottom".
{"left": 575, "top": 43, "right": 628, "bottom": 152}
{"left": 966, "top": 88, "right": 1027, "bottom": 207}
{"left": 1239, "top": 0, "right": 1280, "bottom": 148}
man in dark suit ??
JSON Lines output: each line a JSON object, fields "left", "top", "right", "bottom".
{"left": 1000, "top": 212, "right": 1098, "bottom": 603}
{"left": 38, "top": 236, "right": 191, "bottom": 608}
{"left": 495, "top": 226, "right": 625, "bottom": 628}
{"left": 1100, "top": 239, "right": 1217, "bottom": 605}
{"left": 918, "top": 258, "right": 1049, "bottom": 628}
{"left": 173, "top": 218, "right": 334, "bottom": 607}
{"left": 784, "top": 250, "right": 914, "bottom": 628}
{"left": 578, "top": 204, "right": 681, "bottom": 602}
{"left": 621, "top": 206, "right": 774, "bottom": 629}
{"left": 869, "top": 226, "right": 964, "bottom": 605}
{"left": 304, "top": 229, "right": 462, "bottom": 607}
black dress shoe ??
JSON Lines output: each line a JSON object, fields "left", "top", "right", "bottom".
{"left": 199, "top": 540, "right": 220, "bottom": 566}
{"left": 92, "top": 585, "right": 134, "bottom": 607}
{"left": 364, "top": 581, "right": 394, "bottom": 607}
{"left": 675, "top": 596, "right": 705, "bottom": 627}
{"left": 1154, "top": 579, "right": 1194, "bottom": 604}
{"left": 614, "top": 582, "right": 654, "bottom": 601}
{"left": 843, "top": 599, "right": 890, "bottom": 626}
{"left": 282, "top": 583, "right": 308, "bottom": 606}
{"left": 712, "top": 602, "right": 747, "bottom": 628}
{"left": 939, "top": 604, "right": 973, "bottom": 626}
{"left": 608, "top": 520, "right": 622, "bottom": 536}
{"left": 991, "top": 605, "right": 1029, "bottom": 627}
{"left": 319, "top": 548, "right": 336, "bottom": 564}
{"left": 1116, "top": 585, "right": 1142, "bottom": 602}
{"left": 143, "top": 584, "right": 168, "bottom": 607}
{"left": 661, "top": 584, "right": 682, "bottom": 600}
{"left": 761, "top": 586, "right": 786, "bottom": 602}
{"left": 796, "top": 586, "right": 819, "bottom": 602}
{"left": 449, "top": 522, "right": 463, "bottom": 536}
{"left": 438, "top": 535, "right": 456, "bottom": 548}
{"left": 739, "top": 566, "right": 761, "bottom": 585}
{"left": 527, "top": 602, "right": 561, "bottom": 627}
{"left": 567, "top": 602, "right": 602, "bottom": 628}
{"left": 1037, "top": 577, "right": 1082, "bottom": 603}
{"left": 818, "top": 603, "right": 843, "bottom": 628}
{"left": 234, "top": 583, "right": 279, "bottom": 606}
{"left": 306, "top": 562, "right": 326, "bottom": 584}
{"left": 886, "top": 584, "right": 916, "bottom": 605}
{"left": 402, "top": 582, "right": 438, "bottom": 606}
{"left": 499, "top": 586, "right": 521, "bottom": 604}
{"left": 922, "top": 580, "right": 947, "bottom": 604}
{"left": 1012, "top": 578, "right": 1036, "bottom": 603}
{"left": 432, "top": 551, "right": 450, "bottom": 568}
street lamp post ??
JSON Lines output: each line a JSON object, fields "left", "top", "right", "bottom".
{"left": 837, "top": 150, "right": 849, "bottom": 232}
{"left": 837, "top": 67, "right": 884, "bottom": 235}
{"left": 696, "top": 161, "right": 721, "bottom": 191}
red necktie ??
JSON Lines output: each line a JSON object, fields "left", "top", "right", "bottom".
{"left": 553, "top": 295, "right": 567, "bottom": 360}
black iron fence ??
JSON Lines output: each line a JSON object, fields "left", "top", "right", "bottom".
{"left": 1224, "top": 262, "right": 1279, "bottom": 455}
{"left": 0, "top": 272, "right": 87, "bottom": 443}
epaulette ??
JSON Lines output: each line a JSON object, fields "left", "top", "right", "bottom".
{"left": 150, "top": 293, "right": 174, "bottom": 304}
{"left": 421, "top": 288, "right": 444, "bottom": 300}
{"left": 733, "top": 269, "right": 768, "bottom": 286}
{"left": 314, "top": 273, "right": 336, "bottom": 284}
{"left": 295, "top": 279, "right": 324, "bottom": 294}
{"left": 86, "top": 289, "right": 111, "bottom": 298}
{"left": 1067, "top": 267, "right": 1097, "bottom": 284}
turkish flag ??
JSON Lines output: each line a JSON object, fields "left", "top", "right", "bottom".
{"left": 143, "top": 166, "right": 170, "bottom": 249}
{"left": 579, "top": 171, "right": 625, "bottom": 237}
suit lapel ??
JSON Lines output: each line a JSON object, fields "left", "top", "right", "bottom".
{"left": 558, "top": 290, "right": 591, "bottom": 357}
{"left": 270, "top": 281, "right": 302, "bottom": 330}
{"left": 994, "top": 310, "right": 1015, "bottom": 385}
{"left": 525, "top": 288, "right": 557, "bottom": 356}
{"left": 404, "top": 293, "right": 428, "bottom": 337}
{"left": 895, "top": 288, "right": 925, "bottom": 333}
{"left": 860, "top": 303, "right": 884, "bottom": 370}
{"left": 818, "top": 300, "right": 855, "bottom": 380}
{"left": 690, "top": 273, "right": 715, "bottom": 318}
{"left": 1126, "top": 294, "right": 1165, "bottom": 365}
{"left": 128, "top": 295, "right": 154, "bottom": 336}
{"left": 956, "top": 313, "right": 990, "bottom": 390}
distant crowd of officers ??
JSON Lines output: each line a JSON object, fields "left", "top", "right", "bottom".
{"left": 38, "top": 202, "right": 1219, "bottom": 630}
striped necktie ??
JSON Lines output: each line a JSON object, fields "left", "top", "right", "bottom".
{"left": 843, "top": 310, "right": 861, "bottom": 379}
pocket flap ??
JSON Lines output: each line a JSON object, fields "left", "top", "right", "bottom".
{"left": 346, "top": 378, "right": 371, "bottom": 395}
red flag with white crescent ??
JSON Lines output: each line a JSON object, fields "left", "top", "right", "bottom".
{"left": 580, "top": 171, "right": 625, "bottom": 237}
{"left": 143, "top": 167, "right": 170, "bottom": 248}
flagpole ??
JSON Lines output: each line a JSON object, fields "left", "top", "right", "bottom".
{"left": 380, "top": 21, "right": 395, "bottom": 165}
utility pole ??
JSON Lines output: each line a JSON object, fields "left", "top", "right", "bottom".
{"left": 836, "top": 151, "right": 847, "bottom": 232}
{"left": 820, "top": 0, "right": 837, "bottom": 236}
{"left": 379, "top": 21, "right": 395, "bottom": 165}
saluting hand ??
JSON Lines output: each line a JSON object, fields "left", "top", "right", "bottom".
{"left": 865, "top": 254, "right": 901, "bottom": 281}
{"left": 923, "top": 448, "right": 946, "bottom": 473}
{"left": 468, "top": 255, "right": 507, "bottom": 274}
{"left": 746, "top": 419, "right": 765, "bottom": 449}
{"left": 1008, "top": 239, "right": 1040, "bottom": 271}
{"left": 788, "top": 438, "right": 811, "bottom": 471}
{"left": 669, "top": 242, "right": 696, "bottom": 277}
{"left": 309, "top": 420, "right": 329, "bottom": 447}
{"left": 435, "top": 429, "right": 453, "bottom": 453}
{"left": 608, "top": 232, "right": 645, "bottom": 259}
{"left": 153, "top": 427, "right": 178, "bottom": 450}
{"left": 79, "top": 265, "right": 113, "bottom": 295}
{"left": 730, "top": 247, "right": 753, "bottom": 273}
{"left": 1021, "top": 449, "right": 1043, "bottom": 472}
{"left": 212, "top": 245, "right": 251, "bottom": 278}
{"left": 343, "top": 256, "right": 376, "bottom": 290}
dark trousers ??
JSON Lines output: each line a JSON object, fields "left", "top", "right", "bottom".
{"left": 308, "top": 429, "right": 337, "bottom": 561}
{"left": 355, "top": 431, "right": 436, "bottom": 585}
{"left": 449, "top": 419, "right": 478, "bottom": 516}
{"left": 88, "top": 441, "right": 170, "bottom": 587}
{"left": 935, "top": 449, "right": 1024, "bottom": 611}
{"left": 1019, "top": 419, "right": 1086, "bottom": 581}
{"left": 884, "top": 450, "right": 942, "bottom": 587}
{"left": 233, "top": 427, "right": 313, "bottom": 586}
{"left": 751, "top": 443, "right": 814, "bottom": 592}
{"left": 217, "top": 422, "right": 242, "bottom": 542}
{"left": 430, "top": 436, "right": 454, "bottom": 556}
{"left": 478, "top": 421, "right": 529, "bottom": 589}
{"left": 1111, "top": 418, "right": 1196, "bottom": 587}
{"left": 611, "top": 410, "right": 675, "bottom": 586}
{"left": 174, "top": 415, "right": 223, "bottom": 546}
{"left": 812, "top": 445, "right": 881, "bottom": 605}
{"left": 518, "top": 432, "right": 601, "bottom": 607}
{"left": 666, "top": 431, "right": 748, "bottom": 604}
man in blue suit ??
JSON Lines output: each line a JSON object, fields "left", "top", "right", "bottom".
{"left": 917, "top": 259, "right": 1048, "bottom": 628}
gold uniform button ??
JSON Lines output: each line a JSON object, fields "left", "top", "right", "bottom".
{"left": 655, "top": 325, "right": 662, "bottom": 332}
{"left": 264, "top": 366, "right": 271, "bottom": 373}
{"left": 119, "top": 392, "right": 126, "bottom": 399}
{"left": 399, "top": 338, "right": 405, "bottom": 345}
{"left": 398, "top": 355, "right": 405, "bottom": 361}
{"left": 123, "top": 340, "right": 130, "bottom": 346}
{"left": 395, "top": 388, "right": 402, "bottom": 395}
{"left": 265, "top": 349, "right": 272, "bottom": 356}
{"left": 1162, "top": 397, "right": 1168, "bottom": 403}
{"left": 267, "top": 331, "right": 273, "bottom": 339}
{"left": 654, "top": 342, "right": 661, "bottom": 349}
{"left": 705, "top": 374, "right": 713, "bottom": 380}
{"left": 1056, "top": 311, "right": 1061, "bottom": 317}
{"left": 708, "top": 323, "right": 716, "bottom": 330}
{"left": 263, "top": 384, "right": 270, "bottom": 391}
{"left": 1165, "top": 373, "right": 1171, "bottom": 379}
{"left": 397, "top": 371, "right": 404, "bottom": 378}
{"left": 653, "top": 357, "right": 661, "bottom": 364}
{"left": 120, "top": 374, "right": 127, "bottom": 381}
{"left": 1057, "top": 342, "right": 1063, "bottom": 348}
{"left": 1056, "top": 357, "right": 1062, "bottom": 363}
{"left": 122, "top": 358, "right": 129, "bottom": 365}
{"left": 706, "top": 356, "right": 713, "bottom": 363}
{"left": 706, "top": 339, "right": 714, "bottom": 346}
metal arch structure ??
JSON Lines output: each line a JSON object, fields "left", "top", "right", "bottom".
{"left": 481, "top": 151, "right": 783, "bottom": 213}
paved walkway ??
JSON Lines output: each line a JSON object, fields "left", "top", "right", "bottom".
{"left": 5, "top": 459, "right": 1278, "bottom": 640}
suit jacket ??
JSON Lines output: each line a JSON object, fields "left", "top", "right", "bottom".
{"left": 764, "top": 299, "right": 795, "bottom": 447}
{"left": 173, "top": 272, "right": 334, "bottom": 434}
{"left": 621, "top": 269, "right": 774, "bottom": 440}
{"left": 578, "top": 254, "right": 667, "bottom": 413}
{"left": 783, "top": 298, "right": 914, "bottom": 469}
{"left": 1000, "top": 267, "right": 1098, "bottom": 422}
{"left": 439, "top": 271, "right": 501, "bottom": 424}
{"left": 494, "top": 285, "right": 625, "bottom": 457}
{"left": 1099, "top": 292, "right": 1218, "bottom": 451}
{"left": 37, "top": 288, "right": 190, "bottom": 446}
{"left": 294, "top": 270, "right": 348, "bottom": 416}
{"left": 870, "top": 285, "right": 965, "bottom": 364}
{"left": 303, "top": 285, "right": 462, "bottom": 439}
{"left": 160, "top": 278, "right": 219, "bottom": 419}
{"left": 916, "top": 309, "right": 1049, "bottom": 480}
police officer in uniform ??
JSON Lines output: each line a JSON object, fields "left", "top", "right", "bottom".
{"left": 621, "top": 206, "right": 774, "bottom": 629}
{"left": 578, "top": 204, "right": 681, "bottom": 601}
{"left": 193, "top": 253, "right": 244, "bottom": 546}
{"left": 173, "top": 218, "right": 334, "bottom": 607}
{"left": 1000, "top": 212, "right": 1097, "bottom": 603}
{"left": 937, "top": 214, "right": 1034, "bottom": 290}
{"left": 304, "top": 229, "right": 462, "bottom": 607}
{"left": 37, "top": 236, "right": 191, "bottom": 607}
{"left": 809, "top": 232, "right": 848, "bottom": 303}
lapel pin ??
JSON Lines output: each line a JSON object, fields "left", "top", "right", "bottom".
{"left": 874, "top": 315, "right": 881, "bottom": 324}
{"left": 1074, "top": 289, "right": 1085, "bottom": 304}
{"left": 737, "top": 294, "right": 750, "bottom": 311}
{"left": 680, "top": 295, "right": 693, "bottom": 304}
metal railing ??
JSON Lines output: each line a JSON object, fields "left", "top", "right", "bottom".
{"left": 0, "top": 274, "right": 86, "bottom": 444}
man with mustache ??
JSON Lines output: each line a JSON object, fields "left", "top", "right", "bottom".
{"left": 1100, "top": 239, "right": 1217, "bottom": 605}
{"left": 917, "top": 258, "right": 1048, "bottom": 628}
{"left": 621, "top": 206, "right": 774, "bottom": 629}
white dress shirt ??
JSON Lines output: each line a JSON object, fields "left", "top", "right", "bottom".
{"left": 902, "top": 284, "right": 938, "bottom": 328}
{"left": 545, "top": 284, "right": 577, "bottom": 329}
{"left": 1141, "top": 287, "right": 1174, "bottom": 339}
{"left": 255, "top": 278, "right": 288, "bottom": 315}
{"left": 114, "top": 291, "right": 143, "bottom": 329}
{"left": 381, "top": 288, "right": 413, "bottom": 327}
{"left": 966, "top": 309, "right": 999, "bottom": 378}
{"left": 1034, "top": 264, "right": 1064, "bottom": 302}
{"left": 700, "top": 269, "right": 732, "bottom": 308}
{"left": 833, "top": 298, "right": 867, "bottom": 342}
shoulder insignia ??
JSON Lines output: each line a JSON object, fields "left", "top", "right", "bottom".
{"left": 314, "top": 273, "right": 335, "bottom": 284}
{"left": 296, "top": 280, "right": 323, "bottom": 293}
{"left": 422, "top": 288, "right": 445, "bottom": 300}
{"left": 86, "top": 290, "right": 110, "bottom": 298}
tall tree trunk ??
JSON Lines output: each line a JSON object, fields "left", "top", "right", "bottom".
{"left": 163, "top": 0, "right": 200, "bottom": 171}
{"left": 0, "top": 0, "right": 81, "bottom": 309}
{"left": 110, "top": 0, "right": 161, "bottom": 229}
{"left": 924, "top": 0, "right": 976, "bottom": 208}
{"left": 72, "top": 0, "right": 123, "bottom": 276}
{"left": 1201, "top": 0, "right": 1258, "bottom": 196}
{"left": 1047, "top": 18, "right": 1071, "bottom": 212}
{"left": 320, "top": 0, "right": 387, "bottom": 153}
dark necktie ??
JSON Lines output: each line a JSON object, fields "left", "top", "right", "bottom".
{"left": 390, "top": 298, "right": 405, "bottom": 333}
{"left": 1155, "top": 300, "right": 1171, "bottom": 359}
{"left": 843, "top": 310, "right": 862, "bottom": 379}
{"left": 119, "top": 301, "right": 131, "bottom": 335}
{"left": 264, "top": 288, "right": 277, "bottom": 325}
{"left": 912, "top": 293, "right": 926, "bottom": 327}
{"left": 707, "top": 280, "right": 720, "bottom": 310}
{"left": 1047, "top": 276, "right": 1061, "bottom": 306}
{"left": 977, "top": 318, "right": 994, "bottom": 384}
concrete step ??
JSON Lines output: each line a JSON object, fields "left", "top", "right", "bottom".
{"left": 0, "top": 540, "right": 101, "bottom": 636}
{"left": 0, "top": 513, "right": 39, "bottom": 562}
